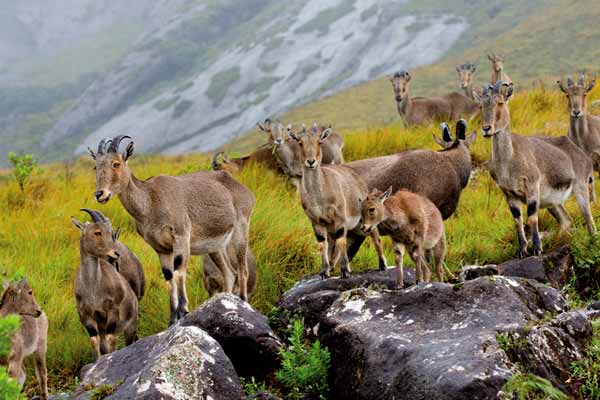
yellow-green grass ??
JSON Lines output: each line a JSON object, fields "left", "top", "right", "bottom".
{"left": 1, "top": 84, "right": 600, "bottom": 396}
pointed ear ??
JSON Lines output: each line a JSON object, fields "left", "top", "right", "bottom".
{"left": 88, "top": 147, "right": 97, "bottom": 160}
{"left": 456, "top": 119, "right": 467, "bottom": 140}
{"left": 257, "top": 122, "right": 267, "bottom": 132}
{"left": 16, "top": 278, "right": 27, "bottom": 291}
{"left": 319, "top": 127, "right": 332, "bottom": 142}
{"left": 471, "top": 64, "right": 476, "bottom": 72}
{"left": 456, "top": 65, "right": 461, "bottom": 73}
{"left": 465, "top": 131, "right": 477, "bottom": 147}
{"left": 472, "top": 90, "right": 482, "bottom": 103}
{"left": 587, "top": 78, "right": 596, "bottom": 93}
{"left": 287, "top": 125, "right": 301, "bottom": 142}
{"left": 113, "top": 227, "right": 121, "bottom": 242}
{"left": 3, "top": 280, "right": 10, "bottom": 291}
{"left": 71, "top": 217, "right": 85, "bottom": 231}
{"left": 487, "top": 54, "right": 494, "bottom": 61}
{"left": 557, "top": 80, "right": 567, "bottom": 93}
{"left": 382, "top": 186, "right": 393, "bottom": 201}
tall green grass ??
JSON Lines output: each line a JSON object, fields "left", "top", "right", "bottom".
{"left": 1, "top": 84, "right": 600, "bottom": 395}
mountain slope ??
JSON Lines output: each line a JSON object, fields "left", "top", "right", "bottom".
{"left": 229, "top": 0, "right": 600, "bottom": 152}
{"left": 42, "top": 0, "right": 468, "bottom": 158}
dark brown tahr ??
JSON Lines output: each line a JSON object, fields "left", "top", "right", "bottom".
{"left": 90, "top": 135, "right": 255, "bottom": 325}
{"left": 343, "top": 119, "right": 476, "bottom": 261}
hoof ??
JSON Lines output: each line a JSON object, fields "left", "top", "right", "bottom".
{"left": 319, "top": 272, "right": 330, "bottom": 280}
{"left": 176, "top": 310, "right": 189, "bottom": 320}
{"left": 516, "top": 250, "right": 527, "bottom": 259}
{"left": 378, "top": 261, "right": 387, "bottom": 272}
{"left": 532, "top": 247, "right": 542, "bottom": 256}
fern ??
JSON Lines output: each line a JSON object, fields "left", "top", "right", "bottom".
{"left": 275, "top": 318, "right": 330, "bottom": 400}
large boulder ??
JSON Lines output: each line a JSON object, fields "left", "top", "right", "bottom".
{"left": 275, "top": 269, "right": 415, "bottom": 332}
{"left": 460, "top": 245, "right": 573, "bottom": 289}
{"left": 180, "top": 293, "right": 283, "bottom": 380}
{"left": 281, "top": 275, "right": 580, "bottom": 400}
{"left": 72, "top": 325, "right": 244, "bottom": 400}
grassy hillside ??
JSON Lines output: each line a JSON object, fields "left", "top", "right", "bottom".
{"left": 228, "top": 0, "right": 600, "bottom": 153}
{"left": 2, "top": 82, "right": 600, "bottom": 396}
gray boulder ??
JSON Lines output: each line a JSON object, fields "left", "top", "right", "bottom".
{"left": 282, "top": 275, "right": 575, "bottom": 400}
{"left": 72, "top": 325, "right": 244, "bottom": 400}
{"left": 461, "top": 245, "right": 573, "bottom": 289}
{"left": 275, "top": 268, "right": 415, "bottom": 333}
{"left": 180, "top": 293, "right": 283, "bottom": 380}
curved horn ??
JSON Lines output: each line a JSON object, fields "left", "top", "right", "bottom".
{"left": 440, "top": 123, "right": 452, "bottom": 142}
{"left": 80, "top": 208, "right": 109, "bottom": 224}
{"left": 456, "top": 119, "right": 467, "bottom": 140}
{"left": 492, "top": 80, "right": 509, "bottom": 93}
{"left": 107, "top": 135, "right": 132, "bottom": 154}
{"left": 97, "top": 138, "right": 111, "bottom": 155}
{"left": 311, "top": 122, "right": 319, "bottom": 135}
{"left": 212, "top": 152, "right": 224, "bottom": 170}
{"left": 567, "top": 76, "right": 574, "bottom": 87}
{"left": 579, "top": 71, "right": 586, "bottom": 86}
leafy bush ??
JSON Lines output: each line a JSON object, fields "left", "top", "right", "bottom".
{"left": 8, "top": 152, "right": 37, "bottom": 193}
{"left": 240, "top": 376, "right": 269, "bottom": 397}
{"left": 570, "top": 321, "right": 600, "bottom": 399}
{"left": 502, "top": 373, "right": 568, "bottom": 400}
{"left": 276, "top": 318, "right": 330, "bottom": 400}
{"left": 0, "top": 315, "right": 22, "bottom": 399}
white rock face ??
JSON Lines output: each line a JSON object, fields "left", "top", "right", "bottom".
{"left": 28, "top": 0, "right": 467, "bottom": 157}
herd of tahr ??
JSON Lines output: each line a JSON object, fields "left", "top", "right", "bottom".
{"left": 3, "top": 54, "right": 600, "bottom": 399}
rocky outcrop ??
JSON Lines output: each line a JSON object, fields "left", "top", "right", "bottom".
{"left": 275, "top": 269, "right": 415, "bottom": 332}
{"left": 460, "top": 245, "right": 573, "bottom": 289}
{"left": 276, "top": 272, "right": 596, "bottom": 400}
{"left": 72, "top": 325, "right": 244, "bottom": 400}
{"left": 500, "top": 310, "right": 595, "bottom": 389}
{"left": 180, "top": 293, "right": 283, "bottom": 380}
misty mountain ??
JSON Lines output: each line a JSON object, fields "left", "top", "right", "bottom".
{"left": 0, "top": 0, "right": 469, "bottom": 163}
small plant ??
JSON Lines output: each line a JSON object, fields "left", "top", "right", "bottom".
{"left": 8, "top": 152, "right": 37, "bottom": 194}
{"left": 570, "top": 321, "right": 600, "bottom": 399}
{"left": 240, "top": 376, "right": 269, "bottom": 397}
{"left": 0, "top": 315, "right": 22, "bottom": 399}
{"left": 571, "top": 233, "right": 600, "bottom": 297}
{"left": 502, "top": 373, "right": 568, "bottom": 400}
{"left": 276, "top": 318, "right": 330, "bottom": 400}
{"left": 88, "top": 382, "right": 120, "bottom": 400}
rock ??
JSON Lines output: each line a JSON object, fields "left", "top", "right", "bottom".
{"left": 72, "top": 325, "right": 244, "bottom": 400}
{"left": 180, "top": 293, "right": 283, "bottom": 380}
{"left": 496, "top": 245, "right": 572, "bottom": 289}
{"left": 588, "top": 300, "right": 600, "bottom": 310}
{"left": 282, "top": 275, "right": 570, "bottom": 400}
{"left": 460, "top": 246, "right": 573, "bottom": 289}
{"left": 501, "top": 310, "right": 593, "bottom": 388}
{"left": 459, "top": 265, "right": 498, "bottom": 282}
{"left": 48, "top": 394, "right": 70, "bottom": 400}
{"left": 275, "top": 269, "right": 415, "bottom": 332}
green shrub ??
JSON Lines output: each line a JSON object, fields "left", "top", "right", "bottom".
{"left": 240, "top": 376, "right": 269, "bottom": 397}
{"left": 0, "top": 315, "right": 22, "bottom": 399}
{"left": 570, "top": 321, "right": 600, "bottom": 399}
{"left": 276, "top": 318, "right": 330, "bottom": 400}
{"left": 8, "top": 152, "right": 36, "bottom": 193}
{"left": 571, "top": 233, "right": 600, "bottom": 297}
{"left": 502, "top": 373, "right": 568, "bottom": 400}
